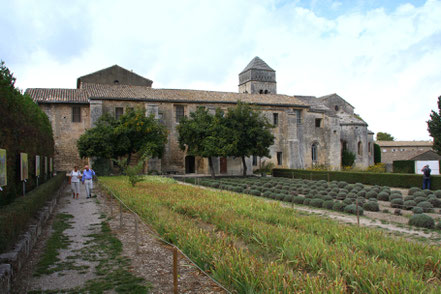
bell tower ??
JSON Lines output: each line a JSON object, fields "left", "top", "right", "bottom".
{"left": 238, "top": 57, "right": 277, "bottom": 94}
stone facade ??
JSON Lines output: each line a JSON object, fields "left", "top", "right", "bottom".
{"left": 377, "top": 141, "right": 433, "bottom": 164}
{"left": 27, "top": 59, "right": 374, "bottom": 174}
{"left": 38, "top": 103, "right": 90, "bottom": 171}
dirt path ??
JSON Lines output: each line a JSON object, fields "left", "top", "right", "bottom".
{"left": 13, "top": 183, "right": 227, "bottom": 293}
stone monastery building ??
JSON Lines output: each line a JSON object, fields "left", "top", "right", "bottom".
{"left": 26, "top": 57, "right": 374, "bottom": 175}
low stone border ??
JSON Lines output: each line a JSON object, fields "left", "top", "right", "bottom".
{"left": 0, "top": 187, "right": 64, "bottom": 293}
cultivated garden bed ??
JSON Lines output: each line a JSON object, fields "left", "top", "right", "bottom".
{"left": 100, "top": 176, "right": 441, "bottom": 293}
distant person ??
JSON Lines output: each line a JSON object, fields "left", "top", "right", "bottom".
{"left": 69, "top": 166, "right": 82, "bottom": 199}
{"left": 422, "top": 165, "right": 431, "bottom": 190}
{"left": 82, "top": 165, "right": 96, "bottom": 198}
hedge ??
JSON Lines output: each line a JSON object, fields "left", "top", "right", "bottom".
{"left": 273, "top": 168, "right": 441, "bottom": 189}
{"left": 393, "top": 160, "right": 415, "bottom": 174}
{"left": 0, "top": 173, "right": 65, "bottom": 253}
{"left": 0, "top": 62, "right": 55, "bottom": 205}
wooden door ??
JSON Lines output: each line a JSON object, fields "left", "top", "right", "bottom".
{"left": 220, "top": 157, "right": 227, "bottom": 174}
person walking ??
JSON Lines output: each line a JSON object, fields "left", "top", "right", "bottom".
{"left": 82, "top": 165, "right": 96, "bottom": 198}
{"left": 422, "top": 164, "right": 431, "bottom": 190}
{"left": 69, "top": 166, "right": 82, "bottom": 199}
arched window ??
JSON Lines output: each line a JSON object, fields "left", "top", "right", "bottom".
{"left": 368, "top": 143, "right": 372, "bottom": 155}
{"left": 259, "top": 89, "right": 263, "bottom": 94}
{"left": 264, "top": 90, "right": 268, "bottom": 94}
{"left": 312, "top": 143, "right": 318, "bottom": 162}
{"left": 358, "top": 141, "right": 362, "bottom": 156}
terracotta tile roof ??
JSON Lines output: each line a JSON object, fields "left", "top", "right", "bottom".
{"left": 27, "top": 83, "right": 308, "bottom": 107}
{"left": 376, "top": 141, "right": 433, "bottom": 147}
{"left": 84, "top": 83, "right": 308, "bottom": 107}
{"left": 25, "top": 88, "right": 89, "bottom": 103}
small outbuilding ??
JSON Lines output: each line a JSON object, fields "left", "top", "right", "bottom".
{"left": 410, "top": 150, "right": 441, "bottom": 175}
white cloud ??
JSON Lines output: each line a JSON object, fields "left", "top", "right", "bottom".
{"left": 1, "top": 0, "right": 441, "bottom": 140}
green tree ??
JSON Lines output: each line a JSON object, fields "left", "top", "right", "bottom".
{"left": 177, "top": 107, "right": 229, "bottom": 178}
{"left": 374, "top": 143, "right": 381, "bottom": 164}
{"left": 427, "top": 96, "right": 441, "bottom": 155}
{"left": 341, "top": 149, "right": 356, "bottom": 167}
{"left": 376, "top": 132, "right": 395, "bottom": 141}
{"left": 224, "top": 102, "right": 275, "bottom": 176}
{"left": 77, "top": 108, "right": 168, "bottom": 166}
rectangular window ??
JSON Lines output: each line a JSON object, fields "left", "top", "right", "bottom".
{"left": 72, "top": 106, "right": 81, "bottom": 122}
{"left": 315, "top": 118, "right": 322, "bottom": 128}
{"left": 273, "top": 113, "right": 279, "bottom": 126}
{"left": 277, "top": 152, "right": 282, "bottom": 166}
{"left": 294, "top": 109, "right": 302, "bottom": 124}
{"left": 252, "top": 155, "right": 258, "bottom": 166}
{"left": 176, "top": 105, "right": 185, "bottom": 123}
{"left": 115, "top": 107, "right": 124, "bottom": 120}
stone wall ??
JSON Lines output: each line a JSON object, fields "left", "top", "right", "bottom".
{"left": 77, "top": 66, "right": 152, "bottom": 88}
{"left": 40, "top": 104, "right": 89, "bottom": 171}
{"left": 380, "top": 147, "right": 432, "bottom": 164}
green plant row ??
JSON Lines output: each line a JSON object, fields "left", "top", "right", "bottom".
{"left": 273, "top": 168, "right": 441, "bottom": 189}
{"left": 101, "top": 176, "right": 441, "bottom": 293}
{"left": 178, "top": 176, "right": 441, "bottom": 228}
{"left": 0, "top": 173, "right": 65, "bottom": 253}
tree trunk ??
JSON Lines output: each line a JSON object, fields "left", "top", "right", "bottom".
{"left": 126, "top": 153, "right": 132, "bottom": 167}
{"left": 242, "top": 156, "right": 247, "bottom": 176}
{"left": 208, "top": 157, "right": 216, "bottom": 179}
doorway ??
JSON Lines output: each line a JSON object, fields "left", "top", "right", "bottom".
{"left": 185, "top": 156, "right": 195, "bottom": 174}
{"left": 220, "top": 157, "right": 227, "bottom": 174}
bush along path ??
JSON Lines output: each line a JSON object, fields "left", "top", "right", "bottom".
{"left": 14, "top": 183, "right": 150, "bottom": 293}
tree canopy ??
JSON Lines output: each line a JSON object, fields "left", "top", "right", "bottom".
{"left": 224, "top": 102, "right": 275, "bottom": 176}
{"left": 177, "top": 102, "right": 275, "bottom": 177}
{"left": 77, "top": 108, "right": 168, "bottom": 165}
{"left": 376, "top": 132, "right": 395, "bottom": 141}
{"left": 177, "top": 107, "right": 229, "bottom": 178}
{"left": 427, "top": 96, "right": 441, "bottom": 155}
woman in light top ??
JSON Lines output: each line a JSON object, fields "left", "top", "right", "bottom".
{"left": 69, "top": 166, "right": 82, "bottom": 199}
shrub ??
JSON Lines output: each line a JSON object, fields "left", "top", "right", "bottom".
{"left": 394, "top": 209, "right": 402, "bottom": 216}
{"left": 408, "top": 214, "right": 435, "bottom": 229}
{"left": 390, "top": 199, "right": 404, "bottom": 208}
{"left": 414, "top": 196, "right": 427, "bottom": 204}
{"left": 275, "top": 194, "right": 284, "bottom": 201}
{"left": 293, "top": 196, "right": 305, "bottom": 204}
{"left": 336, "top": 192, "right": 347, "bottom": 200}
{"left": 434, "top": 190, "right": 441, "bottom": 198}
{"left": 408, "top": 187, "right": 421, "bottom": 195}
{"left": 343, "top": 198, "right": 353, "bottom": 205}
{"left": 404, "top": 195, "right": 415, "bottom": 202}
{"left": 249, "top": 189, "right": 261, "bottom": 196}
{"left": 344, "top": 204, "right": 364, "bottom": 216}
{"left": 377, "top": 192, "right": 389, "bottom": 201}
{"left": 342, "top": 149, "right": 356, "bottom": 167}
{"left": 310, "top": 198, "right": 324, "bottom": 208}
{"left": 0, "top": 174, "right": 65, "bottom": 253}
{"left": 435, "top": 222, "right": 441, "bottom": 231}
{"left": 423, "top": 190, "right": 432, "bottom": 196}
{"left": 368, "top": 198, "right": 378, "bottom": 202}
{"left": 389, "top": 194, "right": 403, "bottom": 202}
{"left": 363, "top": 201, "right": 380, "bottom": 212}
{"left": 323, "top": 200, "right": 334, "bottom": 210}
{"left": 417, "top": 201, "right": 434, "bottom": 213}
{"left": 347, "top": 192, "right": 357, "bottom": 199}
{"left": 262, "top": 191, "right": 272, "bottom": 198}
{"left": 303, "top": 198, "right": 311, "bottom": 206}
{"left": 283, "top": 195, "right": 293, "bottom": 202}
{"left": 332, "top": 201, "right": 346, "bottom": 212}
{"left": 428, "top": 196, "right": 441, "bottom": 208}
{"left": 366, "top": 190, "right": 377, "bottom": 199}
{"left": 412, "top": 207, "right": 424, "bottom": 214}
{"left": 322, "top": 195, "right": 333, "bottom": 201}
{"left": 404, "top": 200, "right": 417, "bottom": 210}
{"left": 357, "top": 190, "right": 367, "bottom": 197}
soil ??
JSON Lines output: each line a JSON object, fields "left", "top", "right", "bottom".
{"left": 12, "top": 183, "right": 227, "bottom": 294}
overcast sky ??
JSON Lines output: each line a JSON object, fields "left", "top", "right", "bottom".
{"left": 1, "top": 0, "right": 440, "bottom": 141}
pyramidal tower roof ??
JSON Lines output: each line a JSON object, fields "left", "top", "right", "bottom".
{"left": 240, "top": 56, "right": 275, "bottom": 74}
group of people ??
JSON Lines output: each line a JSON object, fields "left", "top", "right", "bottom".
{"left": 69, "top": 165, "right": 96, "bottom": 199}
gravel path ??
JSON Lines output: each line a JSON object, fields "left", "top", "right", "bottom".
{"left": 13, "top": 182, "right": 227, "bottom": 294}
